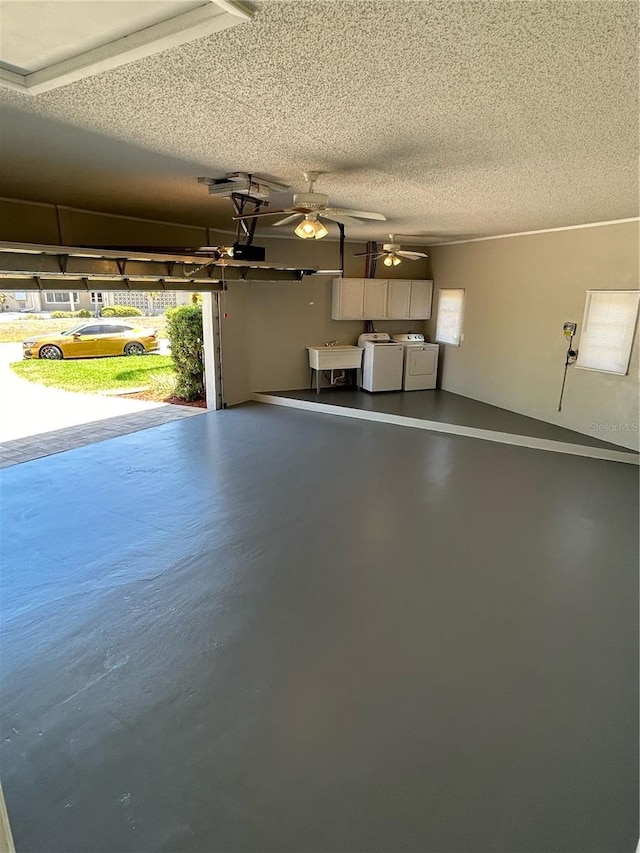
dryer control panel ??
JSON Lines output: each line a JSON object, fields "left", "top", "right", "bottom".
{"left": 391, "top": 333, "right": 425, "bottom": 343}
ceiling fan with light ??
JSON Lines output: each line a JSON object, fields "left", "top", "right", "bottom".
{"left": 355, "top": 235, "right": 429, "bottom": 266}
{"left": 232, "top": 171, "right": 386, "bottom": 239}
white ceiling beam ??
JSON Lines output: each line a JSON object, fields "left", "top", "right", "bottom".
{"left": 0, "top": 0, "right": 253, "bottom": 96}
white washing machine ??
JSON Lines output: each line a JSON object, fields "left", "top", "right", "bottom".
{"left": 357, "top": 333, "right": 404, "bottom": 392}
{"left": 392, "top": 334, "right": 439, "bottom": 390}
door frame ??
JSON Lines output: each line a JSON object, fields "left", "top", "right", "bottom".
{"left": 201, "top": 292, "right": 223, "bottom": 410}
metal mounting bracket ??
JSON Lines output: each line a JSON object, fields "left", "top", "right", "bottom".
{"left": 231, "top": 191, "right": 265, "bottom": 244}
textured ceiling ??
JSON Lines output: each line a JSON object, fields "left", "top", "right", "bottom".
{"left": 0, "top": 0, "right": 638, "bottom": 244}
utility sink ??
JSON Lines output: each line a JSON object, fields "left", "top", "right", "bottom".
{"left": 307, "top": 345, "right": 363, "bottom": 370}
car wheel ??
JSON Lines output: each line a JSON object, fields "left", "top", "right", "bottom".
{"left": 124, "top": 342, "right": 145, "bottom": 356}
{"left": 39, "top": 345, "right": 63, "bottom": 360}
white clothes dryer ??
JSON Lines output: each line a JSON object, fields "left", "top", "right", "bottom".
{"left": 391, "top": 334, "right": 439, "bottom": 390}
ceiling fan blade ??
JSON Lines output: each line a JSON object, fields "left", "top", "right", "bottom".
{"left": 232, "top": 208, "right": 290, "bottom": 221}
{"left": 397, "top": 251, "right": 429, "bottom": 260}
{"left": 321, "top": 211, "right": 361, "bottom": 226}
{"left": 271, "top": 214, "right": 302, "bottom": 226}
{"left": 353, "top": 251, "right": 384, "bottom": 258}
{"left": 330, "top": 208, "right": 387, "bottom": 221}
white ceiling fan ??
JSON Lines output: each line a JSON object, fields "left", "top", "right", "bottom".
{"left": 232, "top": 171, "right": 386, "bottom": 239}
{"left": 355, "top": 235, "right": 429, "bottom": 266}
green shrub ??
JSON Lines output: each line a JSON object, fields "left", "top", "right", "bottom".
{"left": 101, "top": 305, "right": 143, "bottom": 317}
{"left": 166, "top": 306, "right": 204, "bottom": 402}
{"left": 148, "top": 371, "right": 177, "bottom": 401}
{"left": 51, "top": 309, "right": 93, "bottom": 318}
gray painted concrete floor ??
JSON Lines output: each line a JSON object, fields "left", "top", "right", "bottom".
{"left": 269, "top": 387, "right": 631, "bottom": 452}
{"left": 0, "top": 405, "right": 205, "bottom": 468}
{"left": 0, "top": 403, "right": 638, "bottom": 853}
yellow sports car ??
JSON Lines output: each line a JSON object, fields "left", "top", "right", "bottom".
{"left": 22, "top": 321, "right": 160, "bottom": 360}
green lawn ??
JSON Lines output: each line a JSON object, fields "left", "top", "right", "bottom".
{"left": 11, "top": 354, "right": 174, "bottom": 396}
{"left": 0, "top": 316, "right": 167, "bottom": 343}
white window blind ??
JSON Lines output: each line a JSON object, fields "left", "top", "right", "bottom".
{"left": 435, "top": 288, "right": 465, "bottom": 346}
{"left": 576, "top": 290, "right": 639, "bottom": 375}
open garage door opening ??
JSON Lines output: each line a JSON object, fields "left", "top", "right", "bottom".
{"left": 0, "top": 286, "right": 222, "bottom": 466}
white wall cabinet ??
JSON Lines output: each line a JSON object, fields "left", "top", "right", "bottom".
{"left": 332, "top": 278, "right": 433, "bottom": 320}
{"left": 332, "top": 278, "right": 364, "bottom": 319}
{"left": 387, "top": 280, "right": 412, "bottom": 319}
{"left": 408, "top": 280, "right": 433, "bottom": 319}
{"left": 363, "top": 278, "right": 388, "bottom": 319}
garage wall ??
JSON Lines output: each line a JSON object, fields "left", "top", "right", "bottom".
{"left": 219, "top": 278, "right": 429, "bottom": 403}
{"left": 192, "top": 228, "right": 430, "bottom": 404}
{"left": 425, "top": 220, "right": 640, "bottom": 450}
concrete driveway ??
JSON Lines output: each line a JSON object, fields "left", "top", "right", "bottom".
{"left": 0, "top": 342, "right": 165, "bottom": 442}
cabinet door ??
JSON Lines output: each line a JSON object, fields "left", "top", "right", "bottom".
{"left": 386, "top": 280, "right": 411, "bottom": 319}
{"left": 332, "top": 279, "right": 364, "bottom": 319}
{"left": 409, "top": 280, "right": 433, "bottom": 319}
{"left": 363, "top": 279, "right": 387, "bottom": 319}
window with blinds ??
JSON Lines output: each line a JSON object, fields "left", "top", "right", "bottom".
{"left": 44, "top": 292, "right": 79, "bottom": 303}
{"left": 576, "top": 290, "right": 640, "bottom": 375}
{"left": 435, "top": 288, "right": 465, "bottom": 346}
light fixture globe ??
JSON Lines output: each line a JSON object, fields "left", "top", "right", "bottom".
{"left": 295, "top": 215, "right": 328, "bottom": 240}
{"left": 295, "top": 216, "right": 316, "bottom": 238}
{"left": 314, "top": 220, "right": 328, "bottom": 239}
{"left": 383, "top": 253, "right": 401, "bottom": 266}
